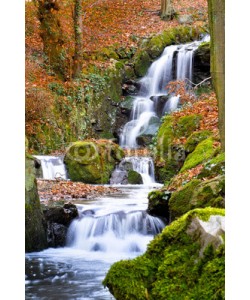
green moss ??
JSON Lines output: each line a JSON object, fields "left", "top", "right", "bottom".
{"left": 169, "top": 179, "right": 201, "bottom": 220}
{"left": 191, "top": 175, "right": 225, "bottom": 209}
{"left": 175, "top": 114, "right": 202, "bottom": 138}
{"left": 25, "top": 155, "right": 47, "bottom": 252}
{"left": 155, "top": 115, "right": 174, "bottom": 161}
{"left": 64, "top": 140, "right": 124, "bottom": 184}
{"left": 184, "top": 130, "right": 213, "bottom": 153}
{"left": 181, "top": 137, "right": 218, "bottom": 172}
{"left": 134, "top": 50, "right": 151, "bottom": 77}
{"left": 127, "top": 170, "right": 143, "bottom": 184}
{"left": 103, "top": 208, "right": 225, "bottom": 300}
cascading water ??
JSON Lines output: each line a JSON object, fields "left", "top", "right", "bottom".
{"left": 26, "top": 36, "right": 210, "bottom": 299}
{"left": 34, "top": 155, "right": 68, "bottom": 180}
{"left": 120, "top": 36, "right": 210, "bottom": 149}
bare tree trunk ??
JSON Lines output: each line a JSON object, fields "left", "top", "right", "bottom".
{"left": 160, "top": 0, "right": 174, "bottom": 20}
{"left": 208, "top": 0, "right": 225, "bottom": 151}
{"left": 72, "top": 0, "right": 84, "bottom": 79}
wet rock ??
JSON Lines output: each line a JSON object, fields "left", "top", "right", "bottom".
{"left": 147, "top": 189, "right": 171, "bottom": 220}
{"left": 43, "top": 203, "right": 78, "bottom": 226}
{"left": 43, "top": 203, "right": 79, "bottom": 247}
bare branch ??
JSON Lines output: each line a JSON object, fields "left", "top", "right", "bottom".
{"left": 185, "top": 77, "right": 212, "bottom": 88}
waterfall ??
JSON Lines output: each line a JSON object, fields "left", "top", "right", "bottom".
{"left": 34, "top": 155, "right": 68, "bottom": 180}
{"left": 110, "top": 156, "right": 155, "bottom": 185}
{"left": 120, "top": 36, "right": 209, "bottom": 149}
{"left": 66, "top": 199, "right": 165, "bottom": 254}
{"left": 66, "top": 211, "right": 164, "bottom": 253}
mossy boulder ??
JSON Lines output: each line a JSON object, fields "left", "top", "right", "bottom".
{"left": 103, "top": 207, "right": 225, "bottom": 300}
{"left": 180, "top": 137, "right": 219, "bottom": 172}
{"left": 64, "top": 140, "right": 125, "bottom": 184}
{"left": 169, "top": 175, "right": 225, "bottom": 221}
{"left": 127, "top": 170, "right": 143, "bottom": 184}
{"left": 25, "top": 154, "right": 47, "bottom": 252}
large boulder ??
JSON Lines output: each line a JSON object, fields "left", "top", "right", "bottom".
{"left": 64, "top": 139, "right": 125, "bottom": 184}
{"left": 25, "top": 154, "right": 47, "bottom": 252}
{"left": 103, "top": 208, "right": 225, "bottom": 300}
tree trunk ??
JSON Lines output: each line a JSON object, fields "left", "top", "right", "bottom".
{"left": 160, "top": 0, "right": 174, "bottom": 20}
{"left": 36, "top": 0, "right": 68, "bottom": 80}
{"left": 208, "top": 0, "right": 225, "bottom": 151}
{"left": 72, "top": 0, "right": 84, "bottom": 79}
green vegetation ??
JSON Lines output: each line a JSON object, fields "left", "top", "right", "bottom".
{"left": 180, "top": 137, "right": 219, "bottom": 172}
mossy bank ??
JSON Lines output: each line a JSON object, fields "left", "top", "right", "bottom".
{"left": 103, "top": 207, "right": 225, "bottom": 300}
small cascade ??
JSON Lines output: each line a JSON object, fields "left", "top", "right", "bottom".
{"left": 34, "top": 155, "right": 68, "bottom": 180}
{"left": 120, "top": 36, "right": 209, "bottom": 149}
{"left": 110, "top": 156, "right": 155, "bottom": 185}
{"left": 66, "top": 204, "right": 165, "bottom": 254}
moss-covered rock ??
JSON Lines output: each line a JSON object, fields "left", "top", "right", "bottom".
{"left": 169, "top": 175, "right": 225, "bottom": 221}
{"left": 169, "top": 179, "right": 201, "bottom": 220}
{"left": 103, "top": 208, "right": 225, "bottom": 300}
{"left": 64, "top": 139, "right": 124, "bottom": 184}
{"left": 134, "top": 50, "right": 152, "bottom": 77}
{"left": 175, "top": 114, "right": 202, "bottom": 138}
{"left": 25, "top": 154, "right": 47, "bottom": 252}
{"left": 184, "top": 130, "right": 213, "bottom": 153}
{"left": 180, "top": 137, "right": 219, "bottom": 172}
{"left": 154, "top": 114, "right": 203, "bottom": 182}
{"left": 198, "top": 152, "right": 225, "bottom": 178}
{"left": 191, "top": 175, "right": 225, "bottom": 209}
{"left": 127, "top": 170, "right": 143, "bottom": 184}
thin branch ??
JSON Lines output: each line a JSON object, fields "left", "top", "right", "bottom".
{"left": 185, "top": 77, "right": 212, "bottom": 88}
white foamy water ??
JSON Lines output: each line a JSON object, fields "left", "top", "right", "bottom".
{"left": 34, "top": 155, "right": 68, "bottom": 180}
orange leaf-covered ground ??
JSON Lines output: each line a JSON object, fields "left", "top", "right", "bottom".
{"left": 26, "top": 0, "right": 208, "bottom": 54}
{"left": 37, "top": 179, "right": 120, "bottom": 202}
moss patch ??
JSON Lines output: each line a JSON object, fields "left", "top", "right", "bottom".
{"left": 175, "top": 114, "right": 202, "bottom": 138}
{"left": 169, "top": 179, "right": 201, "bottom": 220}
{"left": 184, "top": 130, "right": 213, "bottom": 153}
{"left": 180, "top": 137, "right": 218, "bottom": 172}
{"left": 25, "top": 154, "right": 47, "bottom": 252}
{"left": 127, "top": 170, "right": 143, "bottom": 184}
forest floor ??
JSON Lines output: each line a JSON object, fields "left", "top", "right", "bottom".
{"left": 37, "top": 179, "right": 121, "bottom": 203}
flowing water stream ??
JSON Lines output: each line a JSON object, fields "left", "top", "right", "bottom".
{"left": 25, "top": 185, "right": 164, "bottom": 299}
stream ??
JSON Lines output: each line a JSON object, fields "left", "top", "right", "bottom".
{"left": 25, "top": 184, "right": 164, "bottom": 299}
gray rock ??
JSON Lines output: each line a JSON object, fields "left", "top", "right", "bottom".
{"left": 187, "top": 215, "right": 225, "bottom": 257}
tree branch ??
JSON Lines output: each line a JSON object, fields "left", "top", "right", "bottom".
{"left": 185, "top": 77, "right": 212, "bottom": 88}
